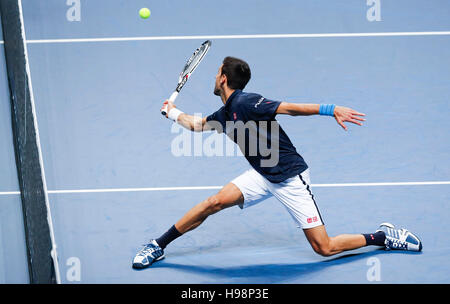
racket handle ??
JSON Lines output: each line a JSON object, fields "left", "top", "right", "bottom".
{"left": 161, "top": 91, "right": 179, "bottom": 116}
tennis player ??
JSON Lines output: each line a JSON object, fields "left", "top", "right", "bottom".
{"left": 132, "top": 57, "right": 422, "bottom": 269}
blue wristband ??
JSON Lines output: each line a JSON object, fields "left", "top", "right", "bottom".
{"left": 319, "top": 104, "right": 336, "bottom": 116}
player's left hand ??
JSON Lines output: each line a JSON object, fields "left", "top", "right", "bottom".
{"left": 333, "top": 106, "right": 366, "bottom": 131}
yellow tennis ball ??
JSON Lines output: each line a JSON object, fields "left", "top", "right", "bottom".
{"left": 139, "top": 8, "right": 151, "bottom": 19}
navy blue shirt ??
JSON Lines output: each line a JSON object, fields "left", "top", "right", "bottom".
{"left": 206, "top": 90, "right": 308, "bottom": 183}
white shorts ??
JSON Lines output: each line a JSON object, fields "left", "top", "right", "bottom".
{"left": 231, "top": 168, "right": 324, "bottom": 229}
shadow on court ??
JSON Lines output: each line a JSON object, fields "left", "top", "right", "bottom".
{"left": 142, "top": 248, "right": 421, "bottom": 283}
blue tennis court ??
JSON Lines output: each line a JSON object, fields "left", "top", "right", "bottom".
{"left": 1, "top": 0, "right": 449, "bottom": 283}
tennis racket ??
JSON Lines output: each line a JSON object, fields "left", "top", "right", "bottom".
{"left": 161, "top": 40, "right": 212, "bottom": 116}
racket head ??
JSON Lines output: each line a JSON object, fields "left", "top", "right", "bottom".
{"left": 176, "top": 40, "right": 211, "bottom": 91}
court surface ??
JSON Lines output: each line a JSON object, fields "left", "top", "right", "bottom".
{"left": 1, "top": 0, "right": 449, "bottom": 283}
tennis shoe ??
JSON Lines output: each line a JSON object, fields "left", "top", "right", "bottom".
{"left": 376, "top": 222, "right": 422, "bottom": 252}
{"left": 132, "top": 239, "right": 165, "bottom": 269}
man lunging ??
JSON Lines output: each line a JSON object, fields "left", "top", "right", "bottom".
{"left": 132, "top": 57, "right": 422, "bottom": 269}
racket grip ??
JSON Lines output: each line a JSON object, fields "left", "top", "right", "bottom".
{"left": 161, "top": 91, "right": 179, "bottom": 116}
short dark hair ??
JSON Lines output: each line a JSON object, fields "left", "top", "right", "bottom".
{"left": 221, "top": 56, "right": 251, "bottom": 90}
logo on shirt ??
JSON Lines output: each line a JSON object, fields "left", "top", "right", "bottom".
{"left": 254, "top": 97, "right": 265, "bottom": 108}
{"left": 233, "top": 112, "right": 237, "bottom": 120}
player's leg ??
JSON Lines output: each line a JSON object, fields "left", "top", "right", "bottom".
{"left": 295, "top": 170, "right": 422, "bottom": 255}
{"left": 303, "top": 222, "right": 423, "bottom": 256}
{"left": 303, "top": 225, "right": 378, "bottom": 256}
{"left": 158, "top": 168, "right": 270, "bottom": 247}
{"left": 132, "top": 168, "right": 271, "bottom": 269}
{"left": 271, "top": 169, "right": 421, "bottom": 257}
{"left": 268, "top": 169, "right": 387, "bottom": 257}
{"left": 174, "top": 182, "right": 244, "bottom": 234}
{"left": 132, "top": 183, "right": 243, "bottom": 269}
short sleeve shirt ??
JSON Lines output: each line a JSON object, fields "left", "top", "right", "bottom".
{"left": 206, "top": 90, "right": 308, "bottom": 183}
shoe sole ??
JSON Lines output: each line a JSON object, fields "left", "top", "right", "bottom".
{"left": 132, "top": 254, "right": 165, "bottom": 269}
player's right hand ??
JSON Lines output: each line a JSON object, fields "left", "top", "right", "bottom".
{"left": 161, "top": 100, "right": 176, "bottom": 118}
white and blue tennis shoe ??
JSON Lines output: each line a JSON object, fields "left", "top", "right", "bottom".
{"left": 376, "top": 222, "right": 422, "bottom": 252}
{"left": 132, "top": 239, "right": 165, "bottom": 269}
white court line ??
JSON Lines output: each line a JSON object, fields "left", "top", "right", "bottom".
{"left": 0, "top": 191, "right": 21, "bottom": 195}
{"left": 2, "top": 181, "right": 449, "bottom": 196}
{"left": 310, "top": 181, "right": 450, "bottom": 187}
{"left": 44, "top": 181, "right": 450, "bottom": 194}
{"left": 48, "top": 186, "right": 224, "bottom": 194}
{"left": 25, "top": 31, "right": 450, "bottom": 44}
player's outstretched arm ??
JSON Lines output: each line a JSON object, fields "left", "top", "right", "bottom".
{"left": 276, "top": 102, "right": 366, "bottom": 131}
{"left": 161, "top": 100, "right": 208, "bottom": 132}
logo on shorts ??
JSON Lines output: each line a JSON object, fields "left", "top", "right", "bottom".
{"left": 307, "top": 216, "right": 318, "bottom": 224}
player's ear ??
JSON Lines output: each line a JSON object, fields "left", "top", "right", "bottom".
{"left": 221, "top": 73, "right": 227, "bottom": 85}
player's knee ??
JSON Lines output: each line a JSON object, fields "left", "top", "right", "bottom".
{"left": 311, "top": 242, "right": 333, "bottom": 257}
{"left": 205, "top": 195, "right": 224, "bottom": 213}
{"left": 313, "top": 245, "right": 332, "bottom": 257}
